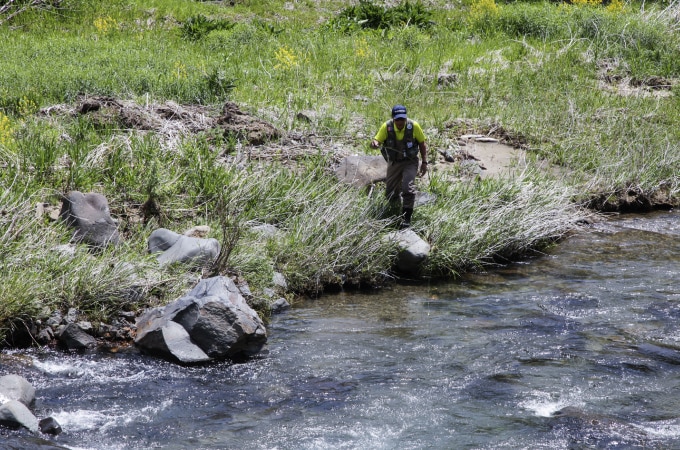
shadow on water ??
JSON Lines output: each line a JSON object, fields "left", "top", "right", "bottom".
{"left": 2, "top": 211, "right": 680, "bottom": 449}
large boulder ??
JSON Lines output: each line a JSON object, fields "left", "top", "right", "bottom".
{"left": 0, "top": 375, "right": 35, "bottom": 407}
{"left": 385, "top": 229, "right": 431, "bottom": 274}
{"left": 148, "top": 228, "right": 220, "bottom": 267}
{"left": 135, "top": 276, "right": 267, "bottom": 364}
{"left": 334, "top": 155, "right": 387, "bottom": 188}
{"left": 59, "top": 191, "right": 120, "bottom": 248}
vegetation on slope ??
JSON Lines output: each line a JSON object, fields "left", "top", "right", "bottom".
{"left": 0, "top": 0, "right": 678, "bottom": 341}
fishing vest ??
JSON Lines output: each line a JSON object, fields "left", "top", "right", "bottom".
{"left": 381, "top": 119, "right": 418, "bottom": 162}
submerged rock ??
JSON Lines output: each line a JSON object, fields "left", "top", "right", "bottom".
{"left": 271, "top": 298, "right": 291, "bottom": 314}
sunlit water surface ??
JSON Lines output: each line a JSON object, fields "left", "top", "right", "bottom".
{"left": 2, "top": 211, "right": 680, "bottom": 449}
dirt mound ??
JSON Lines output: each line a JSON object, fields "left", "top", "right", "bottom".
{"left": 41, "top": 95, "right": 281, "bottom": 145}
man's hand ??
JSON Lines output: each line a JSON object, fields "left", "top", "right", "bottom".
{"left": 419, "top": 161, "right": 428, "bottom": 176}
{"left": 370, "top": 139, "right": 380, "bottom": 149}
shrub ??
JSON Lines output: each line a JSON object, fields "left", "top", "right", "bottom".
{"left": 327, "top": 0, "right": 433, "bottom": 32}
{"left": 181, "top": 14, "right": 235, "bottom": 41}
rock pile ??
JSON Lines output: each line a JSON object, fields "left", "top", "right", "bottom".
{"left": 0, "top": 374, "right": 61, "bottom": 435}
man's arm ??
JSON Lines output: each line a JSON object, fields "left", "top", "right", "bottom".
{"left": 371, "top": 122, "right": 388, "bottom": 148}
{"left": 419, "top": 141, "right": 428, "bottom": 176}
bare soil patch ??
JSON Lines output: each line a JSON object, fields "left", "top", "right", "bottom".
{"left": 597, "top": 59, "right": 675, "bottom": 98}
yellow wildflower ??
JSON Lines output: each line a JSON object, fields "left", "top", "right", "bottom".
{"left": 18, "top": 96, "right": 38, "bottom": 116}
{"left": 606, "top": 0, "right": 625, "bottom": 13}
{"left": 94, "top": 16, "right": 118, "bottom": 33}
{"left": 274, "top": 46, "right": 300, "bottom": 70}
{"left": 470, "top": 0, "right": 500, "bottom": 21}
{"left": 174, "top": 61, "right": 188, "bottom": 80}
{"left": 0, "top": 112, "right": 15, "bottom": 148}
{"left": 571, "top": 0, "right": 603, "bottom": 6}
{"left": 355, "top": 37, "right": 369, "bottom": 58}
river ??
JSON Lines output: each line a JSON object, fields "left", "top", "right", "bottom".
{"left": 2, "top": 210, "right": 680, "bottom": 449}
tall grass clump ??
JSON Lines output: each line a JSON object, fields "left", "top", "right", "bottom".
{"left": 421, "top": 173, "right": 590, "bottom": 277}
{"left": 200, "top": 157, "right": 399, "bottom": 293}
{"left": 266, "top": 185, "right": 398, "bottom": 293}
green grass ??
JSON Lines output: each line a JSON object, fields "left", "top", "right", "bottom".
{"left": 1, "top": 0, "right": 679, "bottom": 341}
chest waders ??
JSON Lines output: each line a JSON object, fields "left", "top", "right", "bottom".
{"left": 381, "top": 119, "right": 419, "bottom": 163}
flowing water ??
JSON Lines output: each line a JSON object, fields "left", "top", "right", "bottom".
{"left": 2, "top": 211, "right": 680, "bottom": 449}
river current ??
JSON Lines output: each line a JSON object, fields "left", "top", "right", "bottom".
{"left": 2, "top": 211, "right": 680, "bottom": 449}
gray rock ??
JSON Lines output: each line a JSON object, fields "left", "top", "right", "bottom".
{"left": 385, "top": 229, "right": 431, "bottom": 273}
{"left": 118, "top": 311, "right": 136, "bottom": 321}
{"left": 135, "top": 319, "right": 210, "bottom": 364}
{"left": 0, "top": 375, "right": 35, "bottom": 407}
{"left": 250, "top": 223, "right": 281, "bottom": 238}
{"left": 334, "top": 155, "right": 387, "bottom": 188}
{"left": 148, "top": 228, "right": 220, "bottom": 267}
{"left": 46, "top": 311, "right": 62, "bottom": 328}
{"left": 0, "top": 400, "right": 39, "bottom": 432}
{"left": 77, "top": 321, "right": 93, "bottom": 332}
{"left": 237, "top": 282, "right": 253, "bottom": 299}
{"left": 135, "top": 276, "right": 267, "bottom": 363}
{"left": 414, "top": 192, "right": 437, "bottom": 208}
{"left": 272, "top": 272, "right": 288, "bottom": 290}
{"left": 148, "top": 227, "right": 180, "bottom": 253}
{"left": 64, "top": 308, "right": 78, "bottom": 324}
{"left": 58, "top": 323, "right": 97, "bottom": 350}
{"left": 271, "top": 298, "right": 290, "bottom": 314}
{"left": 59, "top": 191, "right": 120, "bottom": 248}
{"left": 36, "top": 327, "right": 54, "bottom": 344}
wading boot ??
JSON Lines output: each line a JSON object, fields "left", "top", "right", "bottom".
{"left": 400, "top": 208, "right": 413, "bottom": 229}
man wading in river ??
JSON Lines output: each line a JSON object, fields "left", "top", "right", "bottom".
{"left": 371, "top": 104, "right": 428, "bottom": 229}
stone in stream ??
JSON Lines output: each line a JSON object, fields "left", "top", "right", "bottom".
{"left": 39, "top": 416, "right": 63, "bottom": 435}
{"left": 135, "top": 276, "right": 267, "bottom": 364}
{"left": 0, "top": 374, "right": 35, "bottom": 407}
{"left": 549, "top": 406, "right": 651, "bottom": 447}
{"left": 384, "top": 229, "right": 431, "bottom": 274}
{"left": 0, "top": 400, "right": 39, "bottom": 432}
{"left": 135, "top": 320, "right": 210, "bottom": 364}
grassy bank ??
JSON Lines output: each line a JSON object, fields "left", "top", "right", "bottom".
{"left": 1, "top": 0, "right": 678, "bottom": 341}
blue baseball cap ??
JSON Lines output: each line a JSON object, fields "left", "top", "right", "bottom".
{"left": 391, "top": 104, "right": 407, "bottom": 119}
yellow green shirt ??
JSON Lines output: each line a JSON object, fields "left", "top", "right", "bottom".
{"left": 374, "top": 120, "right": 426, "bottom": 144}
